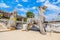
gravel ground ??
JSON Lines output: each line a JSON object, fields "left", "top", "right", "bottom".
{"left": 0, "top": 30, "right": 60, "bottom": 40}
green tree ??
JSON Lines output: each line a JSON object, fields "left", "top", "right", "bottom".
{"left": 26, "top": 11, "right": 34, "bottom": 18}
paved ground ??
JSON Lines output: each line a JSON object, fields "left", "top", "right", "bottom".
{"left": 0, "top": 30, "right": 60, "bottom": 40}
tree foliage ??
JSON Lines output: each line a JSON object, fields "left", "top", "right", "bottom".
{"left": 26, "top": 11, "right": 34, "bottom": 18}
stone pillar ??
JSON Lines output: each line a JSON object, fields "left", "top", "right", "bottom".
{"left": 7, "top": 9, "right": 17, "bottom": 30}
{"left": 38, "top": 6, "right": 47, "bottom": 34}
{"left": 21, "top": 18, "right": 24, "bottom": 29}
{"left": 26, "top": 18, "right": 32, "bottom": 31}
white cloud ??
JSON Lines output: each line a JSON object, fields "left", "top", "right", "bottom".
{"left": 44, "top": 0, "right": 60, "bottom": 10}
{"left": 51, "top": 0, "right": 60, "bottom": 4}
{"left": 45, "top": 13, "right": 57, "bottom": 21}
{"left": 33, "top": 10, "right": 38, "bottom": 17}
{"left": 16, "top": 7, "right": 37, "bottom": 17}
{"left": 17, "top": 6, "right": 37, "bottom": 12}
{"left": 45, "top": 12, "right": 60, "bottom": 21}
{"left": 16, "top": 0, "right": 19, "bottom": 2}
{"left": 16, "top": 7, "right": 28, "bottom": 17}
{"left": 45, "top": 4, "right": 60, "bottom": 13}
{"left": 43, "top": 0, "right": 60, "bottom": 21}
{"left": 32, "top": 6, "right": 36, "bottom": 9}
{"left": 17, "top": 8, "right": 28, "bottom": 12}
{"left": 17, "top": 4, "right": 23, "bottom": 6}
{"left": 0, "top": 3, "right": 9, "bottom": 8}
{"left": 36, "top": 0, "right": 45, "bottom": 3}
{"left": 22, "top": 0, "right": 28, "bottom": 2}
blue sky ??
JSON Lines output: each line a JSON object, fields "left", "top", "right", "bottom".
{"left": 0, "top": 0, "right": 60, "bottom": 21}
